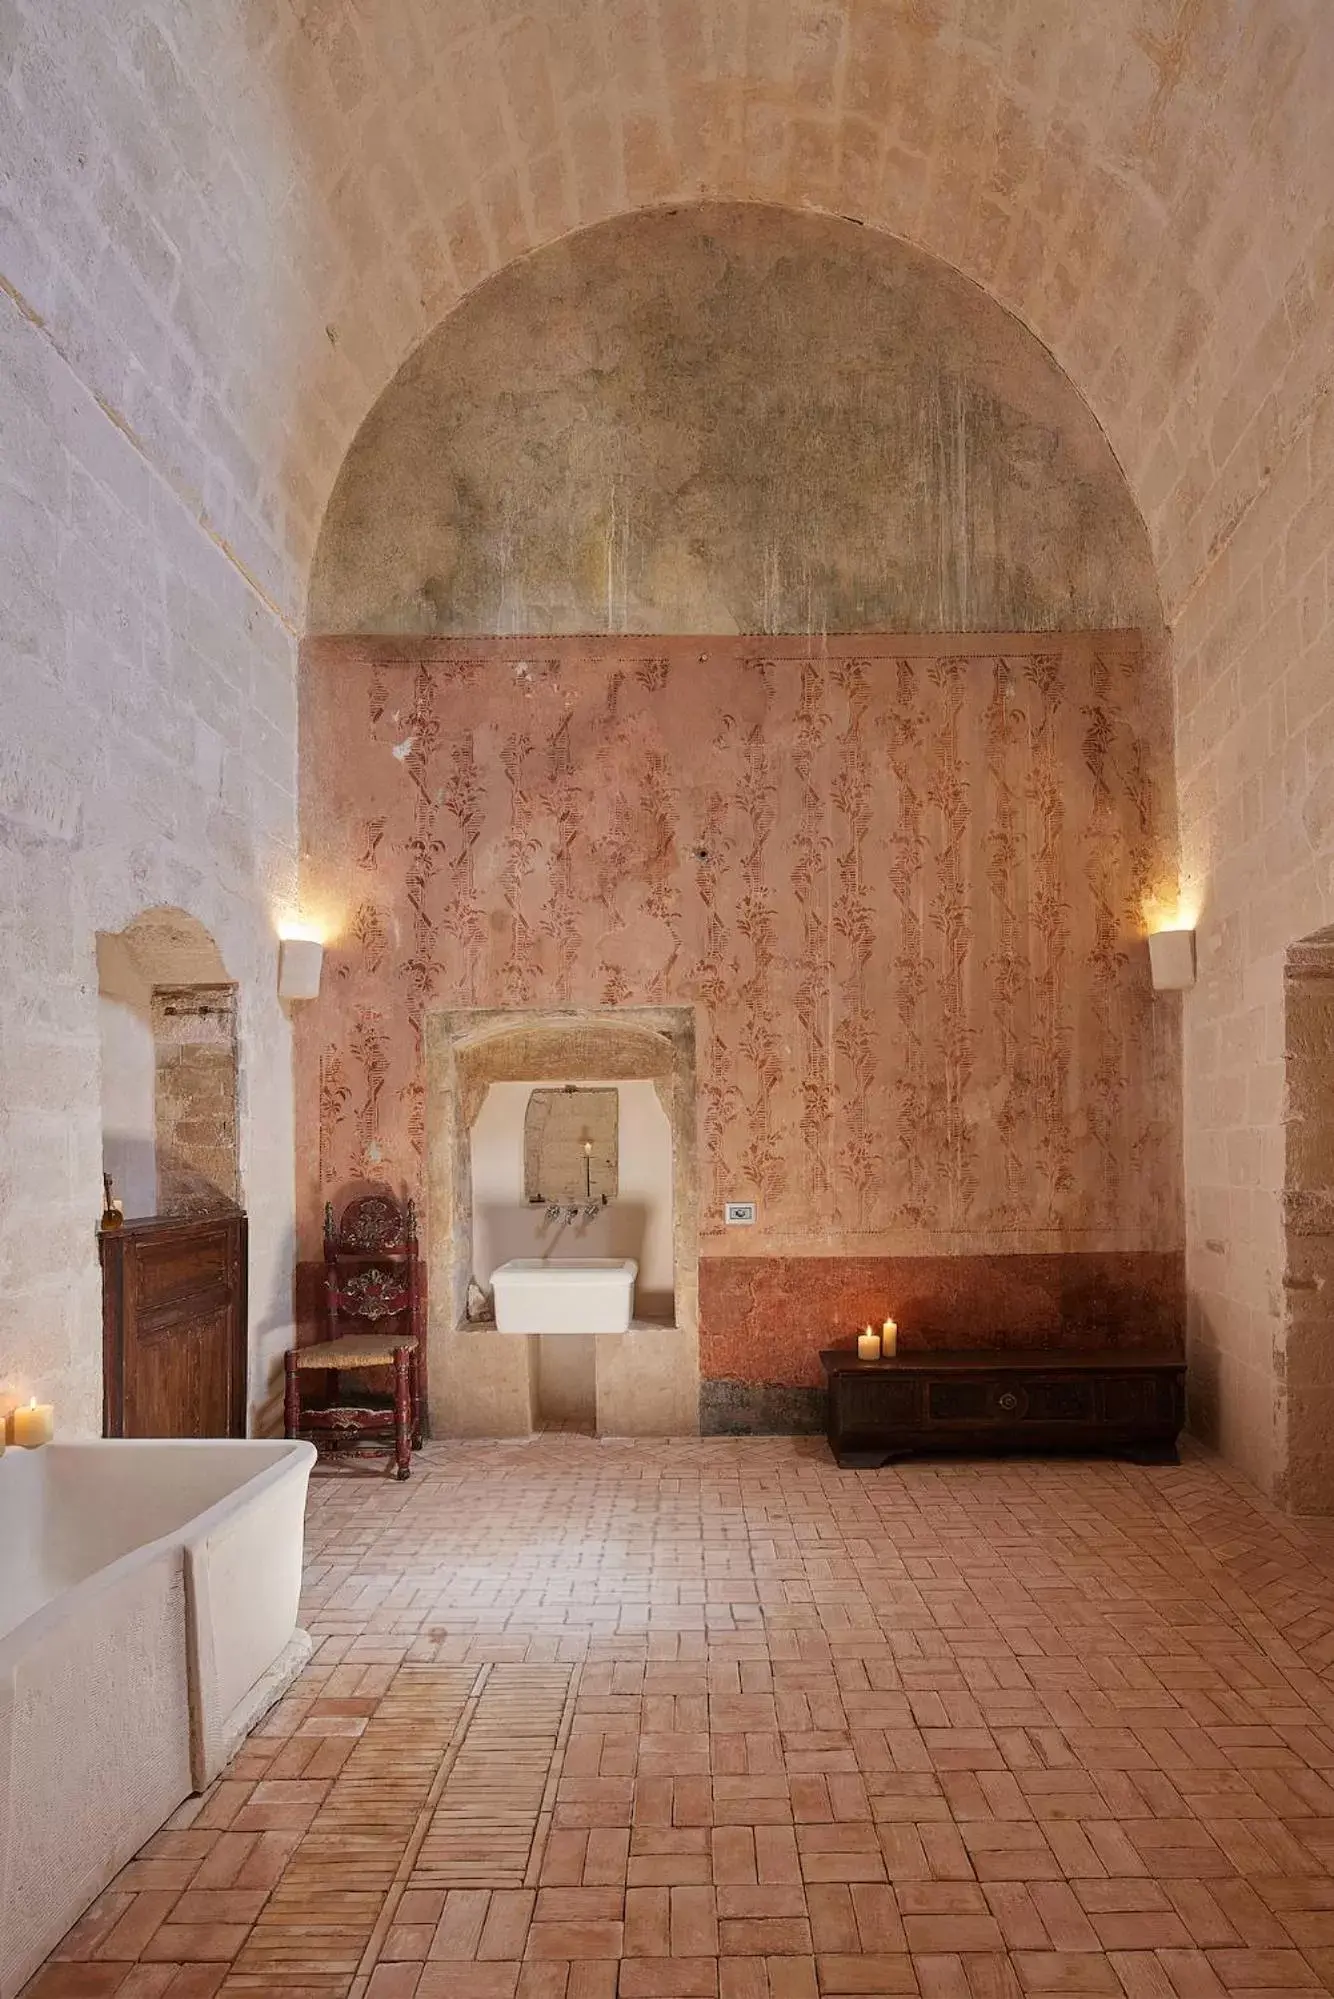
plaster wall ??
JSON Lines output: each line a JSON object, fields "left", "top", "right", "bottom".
{"left": 299, "top": 632, "right": 1182, "bottom": 1411}
{"left": 97, "top": 997, "right": 157, "bottom": 1223}
{"left": 471, "top": 1081, "right": 675, "bottom": 1314}
{"left": 311, "top": 205, "right": 1159, "bottom": 639}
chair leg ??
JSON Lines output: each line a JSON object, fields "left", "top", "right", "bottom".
{"left": 410, "top": 1346, "right": 423, "bottom": 1450}
{"left": 393, "top": 1345, "right": 412, "bottom": 1480}
{"left": 284, "top": 1351, "right": 301, "bottom": 1441}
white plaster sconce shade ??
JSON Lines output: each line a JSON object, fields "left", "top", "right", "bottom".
{"left": 278, "top": 937, "right": 324, "bottom": 1000}
{"left": 1148, "top": 929, "right": 1196, "bottom": 992}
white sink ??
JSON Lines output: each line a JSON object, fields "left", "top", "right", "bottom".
{"left": 492, "top": 1258, "right": 638, "bottom": 1334}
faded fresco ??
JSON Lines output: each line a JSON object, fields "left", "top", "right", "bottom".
{"left": 297, "top": 634, "right": 1181, "bottom": 1336}
{"left": 308, "top": 205, "right": 1160, "bottom": 639}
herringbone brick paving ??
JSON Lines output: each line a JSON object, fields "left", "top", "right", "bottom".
{"left": 25, "top": 1436, "right": 1334, "bottom": 1997}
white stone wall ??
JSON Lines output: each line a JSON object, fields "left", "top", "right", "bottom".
{"left": 0, "top": 3, "right": 307, "bottom": 1432}
{"left": 1174, "top": 381, "right": 1334, "bottom": 1498}
{"left": 0, "top": 282, "right": 297, "bottom": 1434}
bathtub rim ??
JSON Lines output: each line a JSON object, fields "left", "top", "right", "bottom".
{"left": 0, "top": 1437, "right": 315, "bottom": 1999}
{"left": 0, "top": 1437, "right": 315, "bottom": 1673}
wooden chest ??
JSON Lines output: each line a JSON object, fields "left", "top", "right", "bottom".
{"left": 820, "top": 1348, "right": 1186, "bottom": 1468}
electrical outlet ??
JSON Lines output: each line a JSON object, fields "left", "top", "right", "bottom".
{"left": 725, "top": 1201, "right": 756, "bottom": 1225}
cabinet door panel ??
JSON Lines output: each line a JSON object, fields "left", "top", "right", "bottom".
{"left": 103, "top": 1216, "right": 247, "bottom": 1438}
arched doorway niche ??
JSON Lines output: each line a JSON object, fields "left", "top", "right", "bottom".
{"left": 1282, "top": 926, "right": 1334, "bottom": 1510}
{"left": 425, "top": 1006, "right": 697, "bottom": 1437}
{"left": 96, "top": 906, "right": 240, "bottom": 1219}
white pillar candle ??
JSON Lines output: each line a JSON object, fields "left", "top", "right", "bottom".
{"left": 857, "top": 1326, "right": 881, "bottom": 1361}
{"left": 12, "top": 1398, "right": 54, "bottom": 1447}
{"left": 882, "top": 1318, "right": 898, "bottom": 1357}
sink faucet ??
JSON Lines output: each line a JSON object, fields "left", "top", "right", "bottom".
{"left": 544, "top": 1199, "right": 606, "bottom": 1226}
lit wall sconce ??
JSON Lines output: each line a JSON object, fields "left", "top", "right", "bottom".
{"left": 1148, "top": 928, "right": 1196, "bottom": 992}
{"left": 278, "top": 936, "right": 324, "bottom": 1000}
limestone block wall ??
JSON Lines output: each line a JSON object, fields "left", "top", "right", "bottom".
{"left": 151, "top": 987, "right": 240, "bottom": 1216}
{"left": 1176, "top": 375, "right": 1334, "bottom": 1495}
{"left": 0, "top": 283, "right": 298, "bottom": 1435}
{"left": 0, "top": 5, "right": 307, "bottom": 1434}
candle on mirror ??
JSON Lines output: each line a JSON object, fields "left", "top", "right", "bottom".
{"left": 882, "top": 1318, "right": 898, "bottom": 1357}
{"left": 12, "top": 1397, "right": 54, "bottom": 1447}
{"left": 857, "top": 1325, "right": 881, "bottom": 1361}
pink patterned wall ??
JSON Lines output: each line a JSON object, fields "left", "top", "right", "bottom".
{"left": 297, "top": 634, "right": 1181, "bottom": 1379}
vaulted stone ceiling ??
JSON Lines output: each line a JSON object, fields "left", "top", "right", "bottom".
{"left": 10, "top": 2, "right": 1328, "bottom": 642}
{"left": 270, "top": 0, "right": 1329, "bottom": 633}
{"left": 309, "top": 203, "right": 1163, "bottom": 635}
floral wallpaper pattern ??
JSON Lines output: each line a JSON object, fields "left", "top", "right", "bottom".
{"left": 297, "top": 635, "right": 1179, "bottom": 1263}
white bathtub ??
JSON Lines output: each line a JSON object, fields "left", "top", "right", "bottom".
{"left": 0, "top": 1437, "right": 315, "bottom": 1999}
{"left": 493, "top": 1257, "right": 638, "bottom": 1333}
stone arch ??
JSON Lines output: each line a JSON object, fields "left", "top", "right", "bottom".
{"left": 96, "top": 907, "right": 241, "bottom": 1219}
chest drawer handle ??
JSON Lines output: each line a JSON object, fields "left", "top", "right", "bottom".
{"left": 997, "top": 1391, "right": 1020, "bottom": 1413}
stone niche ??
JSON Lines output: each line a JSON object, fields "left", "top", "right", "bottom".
{"left": 152, "top": 985, "right": 240, "bottom": 1214}
{"left": 97, "top": 908, "right": 240, "bottom": 1220}
{"left": 1282, "top": 927, "right": 1334, "bottom": 1511}
{"left": 426, "top": 1006, "right": 697, "bottom": 1438}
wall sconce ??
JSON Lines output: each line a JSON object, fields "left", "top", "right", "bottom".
{"left": 1148, "top": 929, "right": 1196, "bottom": 992}
{"left": 278, "top": 936, "right": 324, "bottom": 1000}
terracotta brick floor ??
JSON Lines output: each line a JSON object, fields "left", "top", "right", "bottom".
{"left": 26, "top": 1435, "right": 1334, "bottom": 1999}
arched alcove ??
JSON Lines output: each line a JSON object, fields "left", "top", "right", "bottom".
{"left": 309, "top": 202, "right": 1160, "bottom": 640}
{"left": 1282, "top": 927, "right": 1334, "bottom": 1510}
{"left": 425, "top": 1006, "right": 697, "bottom": 1437}
{"left": 96, "top": 907, "right": 240, "bottom": 1219}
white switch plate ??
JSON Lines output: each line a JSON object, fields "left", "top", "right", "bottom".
{"left": 725, "top": 1201, "right": 756, "bottom": 1225}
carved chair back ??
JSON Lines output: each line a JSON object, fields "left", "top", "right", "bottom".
{"left": 323, "top": 1195, "right": 421, "bottom": 1340}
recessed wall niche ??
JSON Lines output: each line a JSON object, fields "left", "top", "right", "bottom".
{"left": 96, "top": 908, "right": 240, "bottom": 1221}
{"left": 427, "top": 1006, "right": 698, "bottom": 1438}
{"left": 471, "top": 1081, "right": 674, "bottom": 1315}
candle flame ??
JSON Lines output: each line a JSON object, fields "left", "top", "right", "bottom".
{"left": 28, "top": 1397, "right": 35, "bottom": 1410}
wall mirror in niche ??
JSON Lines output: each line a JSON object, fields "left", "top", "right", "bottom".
{"left": 524, "top": 1087, "right": 619, "bottom": 1204}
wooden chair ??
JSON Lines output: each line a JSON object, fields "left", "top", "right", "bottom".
{"left": 284, "top": 1194, "right": 424, "bottom": 1479}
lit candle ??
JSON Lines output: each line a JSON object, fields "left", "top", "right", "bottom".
{"left": 12, "top": 1398, "right": 54, "bottom": 1447}
{"left": 882, "top": 1318, "right": 898, "bottom": 1358}
{"left": 857, "top": 1325, "right": 881, "bottom": 1361}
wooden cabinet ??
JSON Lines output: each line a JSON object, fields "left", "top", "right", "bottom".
{"left": 820, "top": 1348, "right": 1185, "bottom": 1468}
{"left": 101, "top": 1214, "right": 248, "bottom": 1438}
